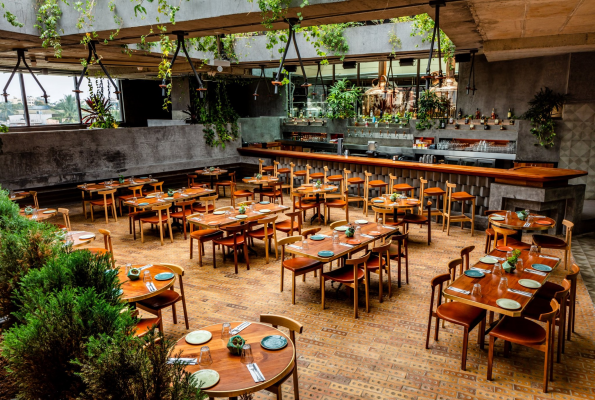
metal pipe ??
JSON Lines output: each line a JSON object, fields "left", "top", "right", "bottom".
{"left": 73, "top": 76, "right": 82, "bottom": 123}
{"left": 19, "top": 73, "right": 30, "bottom": 127}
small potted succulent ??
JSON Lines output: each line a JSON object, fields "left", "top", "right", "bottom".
{"left": 167, "top": 188, "right": 175, "bottom": 197}
{"left": 344, "top": 224, "right": 355, "bottom": 238}
{"left": 127, "top": 267, "right": 141, "bottom": 281}
{"left": 315, "top": 179, "right": 322, "bottom": 189}
{"left": 238, "top": 203, "right": 247, "bottom": 214}
{"left": 227, "top": 335, "right": 246, "bottom": 356}
{"left": 390, "top": 192, "right": 398, "bottom": 202}
{"left": 503, "top": 249, "right": 521, "bottom": 273}
{"left": 256, "top": 173, "right": 262, "bottom": 180}
{"left": 24, "top": 205, "right": 33, "bottom": 215}
{"left": 118, "top": 174, "right": 125, "bottom": 184}
{"left": 209, "top": 166, "right": 215, "bottom": 172}
{"left": 516, "top": 209, "right": 529, "bottom": 221}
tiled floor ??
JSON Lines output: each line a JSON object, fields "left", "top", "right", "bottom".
{"left": 66, "top": 192, "right": 595, "bottom": 400}
{"left": 570, "top": 232, "right": 595, "bottom": 304}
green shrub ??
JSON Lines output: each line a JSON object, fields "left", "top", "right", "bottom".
{"left": 0, "top": 187, "right": 20, "bottom": 227}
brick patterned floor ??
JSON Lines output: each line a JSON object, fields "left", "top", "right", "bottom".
{"left": 66, "top": 192, "right": 595, "bottom": 400}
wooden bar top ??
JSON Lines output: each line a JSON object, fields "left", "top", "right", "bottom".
{"left": 238, "top": 148, "right": 587, "bottom": 186}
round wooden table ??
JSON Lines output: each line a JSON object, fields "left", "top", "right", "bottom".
{"left": 67, "top": 231, "right": 97, "bottom": 247}
{"left": 9, "top": 191, "right": 30, "bottom": 201}
{"left": 370, "top": 196, "right": 420, "bottom": 222}
{"left": 174, "top": 322, "right": 295, "bottom": 399}
{"left": 293, "top": 184, "right": 338, "bottom": 223}
{"left": 489, "top": 212, "right": 556, "bottom": 231}
{"left": 19, "top": 208, "right": 57, "bottom": 221}
{"left": 197, "top": 168, "right": 228, "bottom": 188}
{"left": 118, "top": 264, "right": 176, "bottom": 303}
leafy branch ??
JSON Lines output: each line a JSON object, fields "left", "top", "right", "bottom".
{"left": 521, "top": 87, "right": 568, "bottom": 148}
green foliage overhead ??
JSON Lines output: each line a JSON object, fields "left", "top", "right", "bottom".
{"left": 521, "top": 87, "right": 568, "bottom": 148}
{"left": 326, "top": 79, "right": 362, "bottom": 120}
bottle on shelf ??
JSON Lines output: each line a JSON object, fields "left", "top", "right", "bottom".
{"left": 475, "top": 108, "right": 481, "bottom": 120}
{"left": 507, "top": 108, "right": 512, "bottom": 119}
{"left": 480, "top": 115, "right": 485, "bottom": 124}
{"left": 491, "top": 108, "right": 496, "bottom": 120}
{"left": 458, "top": 108, "right": 463, "bottom": 120}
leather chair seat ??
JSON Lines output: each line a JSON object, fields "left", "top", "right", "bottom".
{"left": 140, "top": 214, "right": 169, "bottom": 224}
{"left": 424, "top": 187, "right": 446, "bottom": 195}
{"left": 213, "top": 235, "right": 246, "bottom": 246}
{"left": 295, "top": 202, "right": 319, "bottom": 211}
{"left": 135, "top": 317, "right": 161, "bottom": 336}
{"left": 193, "top": 204, "right": 214, "bottom": 213}
{"left": 170, "top": 209, "right": 194, "bottom": 218}
{"left": 532, "top": 235, "right": 567, "bottom": 249}
{"left": 451, "top": 191, "right": 475, "bottom": 201}
{"left": 276, "top": 220, "right": 299, "bottom": 232}
{"left": 294, "top": 170, "right": 307, "bottom": 176}
{"left": 262, "top": 166, "right": 275, "bottom": 171}
{"left": 215, "top": 181, "right": 232, "bottom": 187}
{"left": 277, "top": 168, "right": 290, "bottom": 174}
{"left": 402, "top": 214, "right": 427, "bottom": 224}
{"left": 348, "top": 177, "right": 365, "bottom": 184}
{"left": 436, "top": 302, "right": 486, "bottom": 328}
{"left": 262, "top": 190, "right": 282, "bottom": 197}
{"left": 247, "top": 226, "right": 274, "bottom": 239}
{"left": 490, "top": 316, "right": 546, "bottom": 345}
{"left": 190, "top": 229, "right": 222, "bottom": 239}
{"left": 234, "top": 190, "right": 254, "bottom": 197}
{"left": 322, "top": 266, "right": 364, "bottom": 283}
{"left": 393, "top": 183, "right": 414, "bottom": 191}
{"left": 327, "top": 175, "right": 344, "bottom": 182}
{"left": 90, "top": 198, "right": 114, "bottom": 206}
{"left": 138, "top": 290, "right": 180, "bottom": 310}
{"left": 485, "top": 228, "right": 495, "bottom": 237}
{"left": 282, "top": 257, "right": 322, "bottom": 272}
{"left": 309, "top": 172, "right": 324, "bottom": 179}
{"left": 326, "top": 199, "right": 347, "bottom": 207}
{"left": 366, "top": 255, "right": 386, "bottom": 271}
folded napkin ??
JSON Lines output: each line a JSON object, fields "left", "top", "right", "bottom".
{"left": 138, "top": 264, "right": 153, "bottom": 271}
{"left": 470, "top": 267, "right": 491, "bottom": 274}
{"left": 526, "top": 269, "right": 547, "bottom": 276}
{"left": 447, "top": 286, "right": 470, "bottom": 295}
{"left": 146, "top": 282, "right": 156, "bottom": 292}
{"left": 508, "top": 288, "right": 532, "bottom": 297}
{"left": 339, "top": 243, "right": 354, "bottom": 248}
{"left": 167, "top": 358, "right": 197, "bottom": 365}
{"left": 539, "top": 255, "right": 559, "bottom": 260}
{"left": 288, "top": 244, "right": 302, "bottom": 249}
{"left": 231, "top": 322, "right": 251, "bottom": 335}
{"left": 247, "top": 363, "right": 265, "bottom": 382}
{"left": 361, "top": 234, "right": 375, "bottom": 239}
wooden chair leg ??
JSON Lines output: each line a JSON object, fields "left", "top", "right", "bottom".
{"left": 487, "top": 336, "right": 495, "bottom": 381}
{"left": 292, "top": 365, "right": 300, "bottom": 400}
{"left": 181, "top": 298, "right": 189, "bottom": 329}
{"left": 461, "top": 327, "right": 469, "bottom": 371}
{"left": 321, "top": 277, "right": 325, "bottom": 310}
{"left": 292, "top": 271, "right": 296, "bottom": 305}
{"left": 172, "top": 301, "right": 178, "bottom": 324}
{"left": 168, "top": 220, "right": 174, "bottom": 243}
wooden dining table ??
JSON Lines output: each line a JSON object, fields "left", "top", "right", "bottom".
{"left": 489, "top": 212, "right": 556, "bottom": 232}
{"left": 122, "top": 187, "right": 216, "bottom": 210}
{"left": 66, "top": 230, "right": 97, "bottom": 247}
{"left": 19, "top": 208, "right": 57, "bottom": 221}
{"left": 118, "top": 264, "right": 176, "bottom": 303}
{"left": 188, "top": 203, "right": 289, "bottom": 230}
{"left": 9, "top": 191, "right": 31, "bottom": 201}
{"left": 173, "top": 321, "right": 294, "bottom": 399}
{"left": 369, "top": 196, "right": 420, "bottom": 222}
{"left": 443, "top": 248, "right": 560, "bottom": 317}
{"left": 293, "top": 184, "right": 338, "bottom": 223}
{"left": 196, "top": 168, "right": 228, "bottom": 188}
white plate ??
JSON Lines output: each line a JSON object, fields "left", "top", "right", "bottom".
{"left": 213, "top": 211, "right": 225, "bottom": 215}
{"left": 185, "top": 330, "right": 212, "bottom": 345}
{"left": 191, "top": 369, "right": 220, "bottom": 389}
{"left": 354, "top": 220, "right": 368, "bottom": 224}
{"left": 334, "top": 226, "right": 348, "bottom": 231}
{"left": 78, "top": 234, "right": 95, "bottom": 240}
{"left": 518, "top": 279, "right": 541, "bottom": 289}
{"left": 236, "top": 215, "right": 248, "bottom": 219}
{"left": 259, "top": 209, "right": 271, "bottom": 213}
{"left": 43, "top": 210, "right": 55, "bottom": 214}
{"left": 496, "top": 298, "right": 521, "bottom": 310}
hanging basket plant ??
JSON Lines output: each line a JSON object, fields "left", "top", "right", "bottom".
{"left": 521, "top": 87, "right": 568, "bottom": 148}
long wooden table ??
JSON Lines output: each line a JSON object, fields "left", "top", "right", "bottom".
{"left": 189, "top": 203, "right": 289, "bottom": 229}
{"left": 123, "top": 187, "right": 216, "bottom": 210}
{"left": 78, "top": 177, "right": 158, "bottom": 194}
{"left": 443, "top": 248, "right": 560, "bottom": 317}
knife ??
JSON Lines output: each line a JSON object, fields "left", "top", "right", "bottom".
{"left": 231, "top": 322, "right": 251, "bottom": 335}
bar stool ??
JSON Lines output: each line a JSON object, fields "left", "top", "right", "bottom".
{"left": 364, "top": 171, "right": 388, "bottom": 217}
{"left": 389, "top": 174, "right": 415, "bottom": 197}
{"left": 443, "top": 181, "right": 475, "bottom": 236}
{"left": 275, "top": 161, "right": 291, "bottom": 194}
{"left": 290, "top": 163, "right": 310, "bottom": 191}
{"left": 419, "top": 177, "right": 446, "bottom": 223}
{"left": 260, "top": 158, "right": 276, "bottom": 175}
{"left": 344, "top": 169, "right": 364, "bottom": 207}
{"left": 323, "top": 166, "right": 343, "bottom": 200}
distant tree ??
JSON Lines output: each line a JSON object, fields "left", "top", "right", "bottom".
{"left": 55, "top": 94, "right": 79, "bottom": 123}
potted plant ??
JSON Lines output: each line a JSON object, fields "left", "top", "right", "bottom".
{"left": 256, "top": 173, "right": 262, "bottom": 180}
{"left": 516, "top": 209, "right": 529, "bottom": 221}
{"left": 503, "top": 249, "right": 521, "bottom": 273}
{"left": 227, "top": 335, "right": 245, "bottom": 356}
{"left": 167, "top": 189, "right": 175, "bottom": 197}
{"left": 326, "top": 79, "right": 362, "bottom": 120}
{"left": 127, "top": 267, "right": 141, "bottom": 281}
{"left": 344, "top": 224, "right": 355, "bottom": 238}
{"left": 24, "top": 205, "right": 33, "bottom": 215}
{"left": 521, "top": 87, "right": 568, "bottom": 148}
{"left": 390, "top": 192, "right": 398, "bottom": 202}
{"left": 238, "top": 203, "right": 247, "bottom": 214}
{"left": 315, "top": 180, "right": 322, "bottom": 189}
{"left": 118, "top": 174, "right": 125, "bottom": 184}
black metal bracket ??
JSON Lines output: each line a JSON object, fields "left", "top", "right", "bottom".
{"left": 253, "top": 65, "right": 271, "bottom": 100}
{"left": 272, "top": 18, "right": 309, "bottom": 94}
{"left": 423, "top": 1, "right": 445, "bottom": 91}
{"left": 386, "top": 55, "right": 398, "bottom": 97}
{"left": 466, "top": 49, "right": 478, "bottom": 95}
{"left": 2, "top": 49, "right": 49, "bottom": 104}
{"left": 312, "top": 61, "right": 326, "bottom": 98}
{"left": 73, "top": 41, "right": 120, "bottom": 99}
{"left": 160, "top": 31, "right": 205, "bottom": 98}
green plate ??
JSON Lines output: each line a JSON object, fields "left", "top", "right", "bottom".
{"left": 496, "top": 298, "right": 521, "bottom": 310}
{"left": 310, "top": 235, "right": 325, "bottom": 241}
{"left": 261, "top": 335, "right": 288, "bottom": 350}
{"left": 518, "top": 279, "right": 541, "bottom": 289}
{"left": 531, "top": 263, "right": 552, "bottom": 272}
{"left": 490, "top": 216, "right": 505, "bottom": 221}
{"left": 479, "top": 256, "right": 498, "bottom": 264}
{"left": 259, "top": 201, "right": 270, "bottom": 204}
{"left": 185, "top": 330, "right": 212, "bottom": 345}
{"left": 191, "top": 370, "right": 220, "bottom": 389}
{"left": 464, "top": 269, "right": 484, "bottom": 278}
{"left": 334, "top": 226, "right": 348, "bottom": 231}
{"left": 138, "top": 202, "right": 149, "bottom": 206}
{"left": 318, "top": 250, "right": 334, "bottom": 257}
{"left": 155, "top": 272, "right": 174, "bottom": 281}
{"left": 373, "top": 199, "right": 385, "bottom": 203}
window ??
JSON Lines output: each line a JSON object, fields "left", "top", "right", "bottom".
{"left": 79, "top": 77, "right": 122, "bottom": 123}
{"left": 23, "top": 74, "right": 80, "bottom": 125}
{"left": 0, "top": 72, "right": 26, "bottom": 127}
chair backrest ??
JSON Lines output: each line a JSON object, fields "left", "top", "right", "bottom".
{"left": 388, "top": 173, "right": 398, "bottom": 191}
{"left": 58, "top": 207, "right": 71, "bottom": 231}
{"left": 129, "top": 185, "right": 144, "bottom": 197}
{"left": 460, "top": 245, "right": 475, "bottom": 271}
{"left": 224, "top": 223, "right": 250, "bottom": 235}
{"left": 150, "top": 182, "right": 164, "bottom": 192}
{"left": 566, "top": 264, "right": 580, "bottom": 307}
{"left": 259, "top": 314, "right": 303, "bottom": 346}
{"left": 304, "top": 164, "right": 311, "bottom": 183}
{"left": 98, "top": 188, "right": 117, "bottom": 196}
{"left": 322, "top": 166, "right": 329, "bottom": 183}
{"left": 187, "top": 174, "right": 198, "bottom": 187}
{"left": 429, "top": 273, "right": 451, "bottom": 313}
{"left": 283, "top": 210, "right": 302, "bottom": 235}
{"left": 492, "top": 225, "right": 516, "bottom": 245}
{"left": 278, "top": 235, "right": 302, "bottom": 260}
{"left": 151, "top": 203, "right": 172, "bottom": 220}
{"left": 259, "top": 214, "right": 278, "bottom": 235}
{"left": 343, "top": 169, "right": 351, "bottom": 184}
{"left": 447, "top": 258, "right": 463, "bottom": 281}
{"left": 175, "top": 199, "right": 195, "bottom": 214}
{"left": 539, "top": 297, "right": 560, "bottom": 344}
{"left": 228, "top": 171, "right": 237, "bottom": 183}
{"left": 419, "top": 177, "right": 428, "bottom": 205}
{"left": 160, "top": 263, "right": 185, "bottom": 297}
{"left": 390, "top": 231, "right": 409, "bottom": 251}
{"left": 364, "top": 171, "right": 372, "bottom": 196}
{"left": 345, "top": 251, "right": 371, "bottom": 267}
{"left": 562, "top": 219, "right": 574, "bottom": 246}
{"left": 330, "top": 220, "right": 348, "bottom": 230}
{"left": 273, "top": 161, "right": 280, "bottom": 177}
{"left": 301, "top": 227, "right": 321, "bottom": 238}
{"left": 29, "top": 191, "right": 39, "bottom": 208}
{"left": 371, "top": 206, "right": 392, "bottom": 223}
{"left": 98, "top": 228, "right": 114, "bottom": 266}
{"left": 372, "top": 241, "right": 391, "bottom": 265}
{"left": 200, "top": 194, "right": 218, "bottom": 214}
{"left": 289, "top": 162, "right": 295, "bottom": 193}
{"left": 258, "top": 159, "right": 264, "bottom": 174}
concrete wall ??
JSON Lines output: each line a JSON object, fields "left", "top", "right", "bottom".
{"left": 238, "top": 117, "right": 282, "bottom": 143}
{"left": 0, "top": 125, "right": 253, "bottom": 190}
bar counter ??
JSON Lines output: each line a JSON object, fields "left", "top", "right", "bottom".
{"left": 238, "top": 148, "right": 588, "bottom": 233}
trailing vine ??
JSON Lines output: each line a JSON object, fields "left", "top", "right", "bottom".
{"left": 35, "top": 0, "right": 65, "bottom": 57}
{"left": 1, "top": 3, "right": 23, "bottom": 27}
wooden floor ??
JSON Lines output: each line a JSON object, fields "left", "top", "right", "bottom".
{"left": 67, "top": 193, "right": 594, "bottom": 400}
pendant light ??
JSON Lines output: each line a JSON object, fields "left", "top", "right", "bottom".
{"left": 422, "top": 0, "right": 446, "bottom": 91}
{"left": 2, "top": 49, "right": 50, "bottom": 103}
{"left": 73, "top": 41, "right": 120, "bottom": 99}
{"left": 159, "top": 31, "right": 206, "bottom": 98}
{"left": 466, "top": 50, "right": 477, "bottom": 95}
{"left": 272, "top": 18, "right": 310, "bottom": 94}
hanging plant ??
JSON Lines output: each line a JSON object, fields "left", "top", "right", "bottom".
{"left": 81, "top": 79, "right": 118, "bottom": 129}
{"left": 521, "top": 87, "right": 568, "bottom": 148}
{"left": 326, "top": 79, "right": 361, "bottom": 120}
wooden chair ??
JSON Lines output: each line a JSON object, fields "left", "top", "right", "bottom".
{"left": 247, "top": 214, "right": 279, "bottom": 263}
{"left": 215, "top": 171, "right": 236, "bottom": 198}
{"left": 402, "top": 200, "right": 432, "bottom": 245}
{"left": 276, "top": 162, "right": 291, "bottom": 194}
{"left": 292, "top": 163, "right": 311, "bottom": 188}
{"left": 419, "top": 177, "right": 446, "bottom": 223}
{"left": 325, "top": 190, "right": 349, "bottom": 225}
{"left": 487, "top": 299, "right": 559, "bottom": 393}
{"left": 389, "top": 231, "right": 409, "bottom": 288}
{"left": 143, "top": 181, "right": 164, "bottom": 196}
{"left": 170, "top": 199, "right": 195, "bottom": 240}
{"left": 309, "top": 167, "right": 325, "bottom": 183}
{"left": 330, "top": 220, "right": 348, "bottom": 230}
{"left": 261, "top": 181, "right": 284, "bottom": 205}
{"left": 364, "top": 171, "right": 388, "bottom": 216}
{"left": 134, "top": 316, "right": 161, "bottom": 338}
{"left": 129, "top": 209, "right": 154, "bottom": 240}
{"left": 537, "top": 264, "right": 580, "bottom": 343}
{"left": 365, "top": 241, "right": 393, "bottom": 302}
{"left": 212, "top": 223, "right": 251, "bottom": 274}
{"left": 461, "top": 245, "right": 475, "bottom": 271}
{"left": 532, "top": 219, "right": 573, "bottom": 270}
{"left": 426, "top": 273, "right": 486, "bottom": 371}
{"left": 136, "top": 263, "right": 189, "bottom": 333}
{"left": 389, "top": 174, "right": 415, "bottom": 197}
{"left": 442, "top": 181, "right": 475, "bottom": 236}
{"left": 189, "top": 213, "right": 224, "bottom": 267}
{"left": 292, "top": 192, "right": 321, "bottom": 225}
{"left": 118, "top": 184, "right": 144, "bottom": 216}
{"left": 278, "top": 235, "right": 324, "bottom": 304}
{"left": 231, "top": 180, "right": 255, "bottom": 207}
{"left": 275, "top": 210, "right": 302, "bottom": 236}
{"left": 259, "top": 314, "right": 303, "bottom": 400}
{"left": 493, "top": 225, "right": 531, "bottom": 250}
{"left": 139, "top": 203, "right": 174, "bottom": 245}
{"left": 28, "top": 190, "right": 39, "bottom": 209}
{"left": 90, "top": 189, "right": 118, "bottom": 224}
{"left": 187, "top": 173, "right": 198, "bottom": 188}
{"left": 484, "top": 210, "right": 506, "bottom": 252}
{"left": 344, "top": 169, "right": 365, "bottom": 207}
{"left": 193, "top": 194, "right": 217, "bottom": 214}
{"left": 57, "top": 208, "right": 71, "bottom": 231}
{"left": 86, "top": 228, "right": 115, "bottom": 268}
{"left": 259, "top": 158, "right": 276, "bottom": 175}
{"left": 523, "top": 279, "right": 570, "bottom": 363}
{"left": 325, "top": 167, "right": 345, "bottom": 200}
{"left": 321, "top": 252, "right": 371, "bottom": 318}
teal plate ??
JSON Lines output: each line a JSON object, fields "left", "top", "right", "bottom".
{"left": 464, "top": 269, "right": 485, "bottom": 278}
{"left": 310, "top": 235, "right": 325, "bottom": 241}
{"left": 244, "top": 177, "right": 253, "bottom": 180}
{"left": 259, "top": 201, "right": 270, "bottom": 205}
{"left": 113, "top": 288, "right": 123, "bottom": 296}
{"left": 155, "top": 272, "right": 175, "bottom": 281}
{"left": 373, "top": 199, "right": 385, "bottom": 203}
{"left": 138, "top": 202, "right": 149, "bottom": 206}
{"left": 140, "top": 177, "right": 148, "bottom": 179}
{"left": 318, "top": 250, "right": 334, "bottom": 257}
{"left": 261, "top": 335, "right": 288, "bottom": 350}
{"left": 531, "top": 263, "right": 552, "bottom": 272}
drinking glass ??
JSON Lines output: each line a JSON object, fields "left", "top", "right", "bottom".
{"left": 301, "top": 239, "right": 309, "bottom": 250}
{"left": 125, "top": 263, "right": 132, "bottom": 274}
{"left": 506, "top": 251, "right": 513, "bottom": 261}
{"left": 249, "top": 204, "right": 255, "bottom": 212}
{"left": 240, "top": 344, "right": 254, "bottom": 365}
{"left": 274, "top": 198, "right": 279, "bottom": 206}
{"left": 143, "top": 270, "right": 152, "bottom": 283}
{"left": 377, "top": 217, "right": 383, "bottom": 230}
{"left": 516, "top": 258, "right": 524, "bottom": 272}
{"left": 148, "top": 175, "right": 153, "bottom": 180}
{"left": 332, "top": 231, "right": 339, "bottom": 244}
{"left": 498, "top": 276, "right": 508, "bottom": 292}
{"left": 505, "top": 210, "right": 512, "bottom": 220}
{"left": 82, "top": 183, "right": 88, "bottom": 189}
{"left": 199, "top": 346, "right": 213, "bottom": 367}
{"left": 225, "top": 209, "right": 231, "bottom": 217}
{"left": 527, "top": 215, "right": 534, "bottom": 225}
{"left": 182, "top": 187, "right": 186, "bottom": 193}
{"left": 355, "top": 225, "right": 361, "bottom": 239}
{"left": 198, "top": 213, "right": 204, "bottom": 221}
{"left": 221, "top": 323, "right": 231, "bottom": 341}
{"left": 9, "top": 190, "right": 14, "bottom": 199}
{"left": 132, "top": 196, "right": 137, "bottom": 204}
{"left": 492, "top": 262, "right": 502, "bottom": 276}
{"left": 529, "top": 245, "right": 539, "bottom": 258}
{"left": 471, "top": 283, "right": 482, "bottom": 297}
